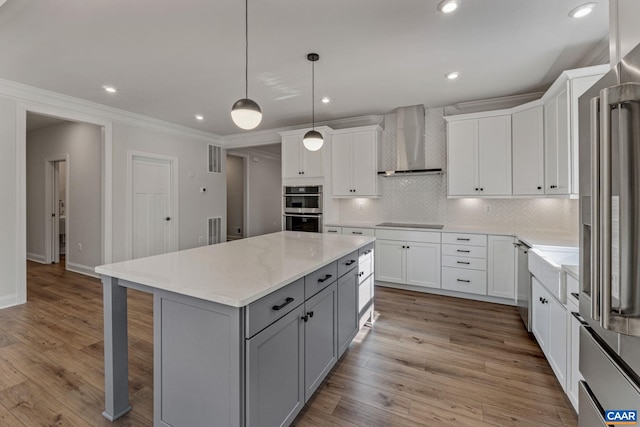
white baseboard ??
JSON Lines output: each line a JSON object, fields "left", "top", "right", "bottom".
{"left": 376, "top": 281, "right": 516, "bottom": 306}
{"left": 26, "top": 252, "right": 46, "bottom": 264}
{"left": 66, "top": 262, "right": 100, "bottom": 279}
{"left": 0, "top": 294, "right": 20, "bottom": 310}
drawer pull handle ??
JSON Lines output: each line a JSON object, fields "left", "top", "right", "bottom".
{"left": 272, "top": 297, "right": 295, "bottom": 311}
{"left": 345, "top": 260, "right": 356, "bottom": 266}
{"left": 456, "top": 249, "right": 470, "bottom": 253}
{"left": 328, "top": 230, "right": 338, "bottom": 233}
{"left": 352, "top": 231, "right": 363, "bottom": 235}
{"left": 364, "top": 250, "right": 372, "bottom": 255}
{"left": 457, "top": 261, "right": 470, "bottom": 265}
{"left": 457, "top": 238, "right": 471, "bottom": 241}
{"left": 457, "top": 279, "right": 471, "bottom": 283}
{"left": 318, "top": 274, "right": 333, "bottom": 283}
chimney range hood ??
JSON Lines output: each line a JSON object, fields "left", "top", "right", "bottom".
{"left": 378, "top": 105, "right": 443, "bottom": 177}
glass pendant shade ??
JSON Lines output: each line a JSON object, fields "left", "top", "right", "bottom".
{"left": 231, "top": 98, "right": 262, "bottom": 130}
{"left": 303, "top": 129, "right": 323, "bottom": 151}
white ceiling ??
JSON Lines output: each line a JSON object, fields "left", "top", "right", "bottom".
{"left": 0, "top": 0, "right": 608, "bottom": 136}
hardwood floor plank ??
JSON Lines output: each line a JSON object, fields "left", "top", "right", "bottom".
{"left": 0, "top": 400, "right": 26, "bottom": 427}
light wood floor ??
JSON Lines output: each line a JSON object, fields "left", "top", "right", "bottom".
{"left": 0, "top": 261, "right": 577, "bottom": 426}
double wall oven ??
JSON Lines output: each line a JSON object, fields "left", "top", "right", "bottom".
{"left": 283, "top": 185, "right": 323, "bottom": 233}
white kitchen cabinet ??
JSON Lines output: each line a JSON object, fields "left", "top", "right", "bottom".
{"left": 281, "top": 130, "right": 325, "bottom": 179}
{"left": 447, "top": 114, "right": 512, "bottom": 197}
{"left": 375, "top": 230, "right": 441, "bottom": 289}
{"left": 341, "top": 227, "right": 375, "bottom": 237}
{"left": 512, "top": 104, "right": 544, "bottom": 195}
{"left": 543, "top": 69, "right": 606, "bottom": 195}
{"left": 487, "top": 235, "right": 516, "bottom": 300}
{"left": 566, "top": 294, "right": 583, "bottom": 413}
{"left": 331, "top": 126, "right": 381, "bottom": 197}
{"left": 531, "top": 276, "right": 567, "bottom": 391}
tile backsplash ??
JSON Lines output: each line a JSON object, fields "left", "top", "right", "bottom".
{"left": 337, "top": 107, "right": 579, "bottom": 233}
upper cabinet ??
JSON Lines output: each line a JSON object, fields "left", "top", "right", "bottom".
{"left": 281, "top": 128, "right": 330, "bottom": 180}
{"left": 331, "top": 126, "right": 381, "bottom": 198}
{"left": 447, "top": 114, "right": 512, "bottom": 197}
{"left": 512, "top": 103, "right": 544, "bottom": 196}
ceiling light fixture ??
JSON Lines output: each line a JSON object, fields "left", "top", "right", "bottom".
{"left": 230, "top": 0, "right": 262, "bottom": 130}
{"left": 321, "top": 97, "right": 330, "bottom": 104}
{"left": 446, "top": 71, "right": 460, "bottom": 80}
{"left": 103, "top": 85, "right": 117, "bottom": 93}
{"left": 303, "top": 53, "right": 323, "bottom": 152}
{"left": 195, "top": 115, "right": 204, "bottom": 120}
{"left": 568, "top": 2, "right": 596, "bottom": 18}
{"left": 437, "top": 0, "right": 458, "bottom": 14}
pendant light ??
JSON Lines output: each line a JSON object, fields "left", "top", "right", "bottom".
{"left": 231, "top": 0, "right": 262, "bottom": 130}
{"left": 303, "top": 53, "right": 323, "bottom": 151}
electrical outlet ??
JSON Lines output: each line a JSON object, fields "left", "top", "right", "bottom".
{"left": 78, "top": 243, "right": 83, "bottom": 252}
{"left": 485, "top": 205, "right": 492, "bottom": 213}
{"left": 357, "top": 202, "right": 364, "bottom": 210}
{"left": 235, "top": 227, "right": 241, "bottom": 234}
{"left": 198, "top": 236, "right": 204, "bottom": 243}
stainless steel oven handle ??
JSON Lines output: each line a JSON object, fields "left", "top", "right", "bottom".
{"left": 590, "top": 96, "right": 601, "bottom": 321}
{"left": 600, "top": 87, "right": 612, "bottom": 329}
{"left": 283, "top": 213, "right": 323, "bottom": 218}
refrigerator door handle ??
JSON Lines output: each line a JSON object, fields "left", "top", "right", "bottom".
{"left": 600, "top": 86, "right": 613, "bottom": 330}
{"left": 590, "top": 96, "right": 601, "bottom": 321}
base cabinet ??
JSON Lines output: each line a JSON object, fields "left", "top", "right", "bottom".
{"left": 246, "top": 306, "right": 305, "bottom": 427}
{"left": 376, "top": 237, "right": 441, "bottom": 289}
{"left": 337, "top": 269, "right": 359, "bottom": 357}
{"left": 487, "top": 235, "right": 516, "bottom": 300}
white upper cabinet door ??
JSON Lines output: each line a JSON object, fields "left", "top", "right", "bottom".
{"left": 553, "top": 85, "right": 571, "bottom": 195}
{"left": 447, "top": 119, "right": 478, "bottom": 196}
{"left": 405, "top": 242, "right": 441, "bottom": 289}
{"left": 351, "top": 131, "right": 377, "bottom": 196}
{"left": 478, "top": 115, "right": 512, "bottom": 196}
{"left": 544, "top": 96, "right": 560, "bottom": 194}
{"left": 331, "top": 133, "right": 353, "bottom": 196}
{"left": 512, "top": 106, "right": 544, "bottom": 195}
{"left": 302, "top": 142, "right": 324, "bottom": 178}
{"left": 282, "top": 135, "right": 303, "bottom": 179}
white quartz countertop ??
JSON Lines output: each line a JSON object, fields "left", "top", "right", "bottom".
{"left": 325, "top": 222, "right": 578, "bottom": 248}
{"left": 96, "top": 231, "right": 375, "bottom": 307}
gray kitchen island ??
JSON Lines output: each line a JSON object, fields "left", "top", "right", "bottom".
{"left": 95, "top": 231, "right": 375, "bottom": 427}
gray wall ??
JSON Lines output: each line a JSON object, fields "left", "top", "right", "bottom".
{"left": 26, "top": 121, "right": 102, "bottom": 272}
{"left": 226, "top": 155, "right": 244, "bottom": 239}
{"left": 110, "top": 122, "right": 226, "bottom": 262}
{"left": 0, "top": 97, "right": 17, "bottom": 307}
{"left": 246, "top": 155, "right": 281, "bottom": 237}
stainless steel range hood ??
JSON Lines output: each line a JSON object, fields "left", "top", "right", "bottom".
{"left": 378, "top": 105, "right": 443, "bottom": 177}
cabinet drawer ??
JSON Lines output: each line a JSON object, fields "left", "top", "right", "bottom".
{"left": 442, "top": 233, "right": 487, "bottom": 247}
{"left": 325, "top": 227, "right": 342, "bottom": 234}
{"left": 358, "top": 255, "right": 372, "bottom": 282}
{"left": 442, "top": 244, "right": 487, "bottom": 259}
{"left": 246, "top": 278, "right": 305, "bottom": 338}
{"left": 342, "top": 227, "right": 375, "bottom": 237}
{"left": 337, "top": 250, "right": 358, "bottom": 278}
{"left": 358, "top": 275, "right": 373, "bottom": 313}
{"left": 442, "top": 267, "right": 487, "bottom": 295}
{"left": 442, "top": 255, "right": 486, "bottom": 271}
{"left": 305, "top": 262, "right": 338, "bottom": 298}
{"left": 375, "top": 228, "right": 441, "bottom": 243}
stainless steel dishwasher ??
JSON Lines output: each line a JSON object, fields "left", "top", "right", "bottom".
{"left": 514, "top": 240, "right": 532, "bottom": 331}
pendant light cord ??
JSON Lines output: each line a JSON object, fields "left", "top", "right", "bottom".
{"left": 311, "top": 60, "right": 315, "bottom": 130}
{"left": 245, "top": 0, "right": 249, "bottom": 98}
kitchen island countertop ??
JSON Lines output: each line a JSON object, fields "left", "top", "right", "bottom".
{"left": 96, "top": 231, "right": 375, "bottom": 307}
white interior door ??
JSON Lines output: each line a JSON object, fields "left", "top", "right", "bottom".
{"left": 132, "top": 156, "right": 176, "bottom": 259}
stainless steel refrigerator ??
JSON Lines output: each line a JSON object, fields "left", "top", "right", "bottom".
{"left": 579, "top": 43, "right": 640, "bottom": 426}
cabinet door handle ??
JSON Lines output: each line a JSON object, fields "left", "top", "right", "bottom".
{"left": 165, "top": 217, "right": 171, "bottom": 221}
{"left": 537, "top": 186, "right": 542, "bottom": 190}
{"left": 307, "top": 311, "right": 314, "bottom": 318}
{"left": 456, "top": 249, "right": 470, "bottom": 253}
{"left": 272, "top": 297, "right": 294, "bottom": 311}
{"left": 457, "top": 279, "right": 471, "bottom": 283}
{"left": 345, "top": 260, "right": 356, "bottom": 266}
{"left": 457, "top": 261, "right": 470, "bottom": 265}
{"left": 302, "top": 314, "right": 309, "bottom": 322}
{"left": 475, "top": 188, "right": 479, "bottom": 191}
{"left": 456, "top": 238, "right": 470, "bottom": 241}
{"left": 352, "top": 231, "right": 363, "bottom": 235}
{"left": 550, "top": 185, "right": 557, "bottom": 189}
{"left": 318, "top": 274, "right": 333, "bottom": 283}
{"left": 480, "top": 188, "right": 484, "bottom": 191}
{"left": 364, "top": 250, "right": 372, "bottom": 255}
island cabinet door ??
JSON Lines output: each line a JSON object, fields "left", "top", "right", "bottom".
{"left": 337, "top": 268, "right": 359, "bottom": 358}
{"left": 304, "top": 282, "right": 338, "bottom": 402}
{"left": 246, "top": 304, "right": 305, "bottom": 427}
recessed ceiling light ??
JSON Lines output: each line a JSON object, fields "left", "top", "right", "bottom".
{"left": 195, "top": 115, "right": 204, "bottom": 120}
{"left": 568, "top": 2, "right": 596, "bottom": 18}
{"left": 103, "top": 85, "right": 117, "bottom": 93}
{"left": 437, "top": 0, "right": 458, "bottom": 14}
{"left": 321, "top": 97, "right": 330, "bottom": 104}
{"left": 445, "top": 71, "right": 460, "bottom": 80}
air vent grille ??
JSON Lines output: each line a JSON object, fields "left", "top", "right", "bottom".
{"left": 208, "top": 144, "right": 222, "bottom": 173}
{"left": 208, "top": 217, "right": 222, "bottom": 245}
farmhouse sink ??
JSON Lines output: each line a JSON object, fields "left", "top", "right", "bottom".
{"left": 529, "top": 246, "right": 579, "bottom": 303}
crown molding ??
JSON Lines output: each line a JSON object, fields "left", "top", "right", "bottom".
{"left": 576, "top": 36, "right": 610, "bottom": 69}
{"left": 444, "top": 92, "right": 544, "bottom": 116}
{"left": 0, "top": 77, "right": 223, "bottom": 145}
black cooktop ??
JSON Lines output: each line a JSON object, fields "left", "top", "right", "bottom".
{"left": 376, "top": 222, "right": 444, "bottom": 230}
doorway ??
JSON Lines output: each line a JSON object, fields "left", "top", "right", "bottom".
{"left": 128, "top": 152, "right": 178, "bottom": 259}
{"left": 226, "top": 154, "right": 246, "bottom": 241}
{"left": 45, "top": 157, "right": 68, "bottom": 265}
